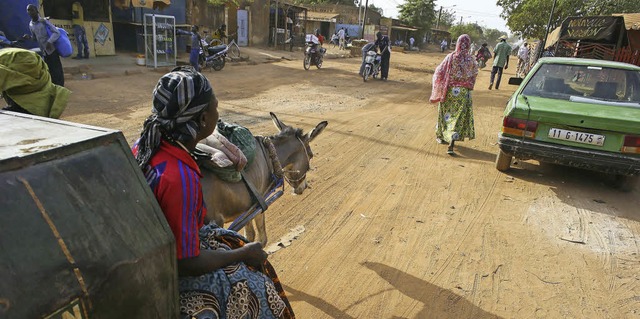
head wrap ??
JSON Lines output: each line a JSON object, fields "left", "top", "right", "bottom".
{"left": 0, "top": 48, "right": 70, "bottom": 118}
{"left": 136, "top": 66, "right": 213, "bottom": 167}
{"left": 430, "top": 34, "right": 478, "bottom": 103}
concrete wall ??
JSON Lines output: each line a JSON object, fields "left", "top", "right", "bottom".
{"left": 248, "top": 0, "right": 271, "bottom": 46}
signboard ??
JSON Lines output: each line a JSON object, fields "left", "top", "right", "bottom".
{"left": 559, "top": 16, "right": 626, "bottom": 44}
{"left": 237, "top": 9, "right": 248, "bottom": 47}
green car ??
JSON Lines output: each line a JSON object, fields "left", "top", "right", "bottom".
{"left": 496, "top": 57, "right": 640, "bottom": 189}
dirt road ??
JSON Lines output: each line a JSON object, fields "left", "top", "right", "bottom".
{"left": 62, "top": 47, "right": 639, "bottom": 318}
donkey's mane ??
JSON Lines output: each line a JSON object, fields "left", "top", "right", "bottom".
{"left": 269, "top": 126, "right": 303, "bottom": 142}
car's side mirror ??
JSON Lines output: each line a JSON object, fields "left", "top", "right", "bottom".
{"left": 508, "top": 77, "right": 523, "bottom": 86}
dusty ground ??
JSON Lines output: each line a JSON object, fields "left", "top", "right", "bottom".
{"left": 60, "top": 46, "right": 639, "bottom": 318}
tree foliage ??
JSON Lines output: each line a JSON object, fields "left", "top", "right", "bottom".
{"left": 398, "top": 0, "right": 436, "bottom": 40}
{"left": 497, "top": 0, "right": 640, "bottom": 39}
{"left": 436, "top": 9, "right": 456, "bottom": 30}
{"left": 449, "top": 24, "right": 507, "bottom": 45}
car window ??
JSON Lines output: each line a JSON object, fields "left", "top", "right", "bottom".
{"left": 522, "top": 63, "right": 640, "bottom": 105}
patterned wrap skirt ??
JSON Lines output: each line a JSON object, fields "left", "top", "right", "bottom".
{"left": 179, "top": 223, "right": 295, "bottom": 319}
{"left": 435, "top": 86, "right": 476, "bottom": 143}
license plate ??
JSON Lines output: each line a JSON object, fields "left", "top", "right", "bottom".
{"left": 548, "top": 128, "right": 605, "bottom": 146}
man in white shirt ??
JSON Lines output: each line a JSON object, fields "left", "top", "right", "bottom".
{"left": 409, "top": 37, "right": 415, "bottom": 50}
{"left": 337, "top": 28, "right": 345, "bottom": 50}
{"left": 440, "top": 39, "right": 448, "bottom": 52}
{"left": 517, "top": 43, "right": 529, "bottom": 77}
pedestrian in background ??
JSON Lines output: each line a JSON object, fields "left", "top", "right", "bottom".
{"left": 517, "top": 42, "right": 529, "bottom": 77}
{"left": 488, "top": 35, "right": 511, "bottom": 90}
{"left": 24, "top": 4, "right": 65, "bottom": 87}
{"left": 71, "top": 1, "right": 89, "bottom": 59}
{"left": 177, "top": 25, "right": 202, "bottom": 71}
{"left": 430, "top": 34, "right": 478, "bottom": 156}
{"left": 440, "top": 39, "right": 448, "bottom": 52}
{"left": 337, "top": 28, "right": 345, "bottom": 50}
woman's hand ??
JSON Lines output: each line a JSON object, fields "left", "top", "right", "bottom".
{"left": 240, "top": 242, "right": 268, "bottom": 268}
{"left": 179, "top": 242, "right": 267, "bottom": 277}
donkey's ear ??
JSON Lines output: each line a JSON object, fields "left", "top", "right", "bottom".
{"left": 307, "top": 121, "right": 328, "bottom": 142}
{"left": 270, "top": 112, "right": 286, "bottom": 132}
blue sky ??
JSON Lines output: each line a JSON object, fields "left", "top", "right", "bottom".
{"left": 367, "top": 0, "right": 510, "bottom": 33}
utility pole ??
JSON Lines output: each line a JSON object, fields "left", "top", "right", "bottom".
{"left": 436, "top": 6, "right": 443, "bottom": 29}
{"left": 539, "top": 0, "right": 558, "bottom": 58}
{"left": 356, "top": 0, "right": 361, "bottom": 31}
{"left": 361, "top": 0, "right": 369, "bottom": 39}
{"left": 459, "top": 16, "right": 463, "bottom": 24}
{"left": 275, "top": 0, "right": 278, "bottom": 48}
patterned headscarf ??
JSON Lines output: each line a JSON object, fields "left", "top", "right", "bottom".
{"left": 136, "top": 66, "right": 213, "bottom": 167}
{"left": 430, "top": 34, "right": 478, "bottom": 103}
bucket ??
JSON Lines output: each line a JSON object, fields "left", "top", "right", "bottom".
{"left": 136, "top": 54, "right": 145, "bottom": 66}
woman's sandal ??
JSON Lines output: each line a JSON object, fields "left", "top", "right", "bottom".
{"left": 447, "top": 140, "right": 455, "bottom": 155}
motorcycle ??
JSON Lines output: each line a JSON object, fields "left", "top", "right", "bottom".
{"left": 362, "top": 50, "right": 382, "bottom": 82}
{"left": 199, "top": 43, "right": 228, "bottom": 71}
{"left": 303, "top": 42, "right": 325, "bottom": 70}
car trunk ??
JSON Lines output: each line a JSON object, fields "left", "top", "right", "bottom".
{"left": 511, "top": 95, "right": 640, "bottom": 152}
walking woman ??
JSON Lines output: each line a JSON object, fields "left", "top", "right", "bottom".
{"left": 133, "top": 66, "right": 295, "bottom": 319}
{"left": 429, "top": 34, "right": 478, "bottom": 155}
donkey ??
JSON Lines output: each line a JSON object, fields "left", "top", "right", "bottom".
{"left": 201, "top": 112, "right": 328, "bottom": 246}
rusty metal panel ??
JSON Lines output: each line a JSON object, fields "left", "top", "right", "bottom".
{"left": 0, "top": 111, "right": 178, "bottom": 318}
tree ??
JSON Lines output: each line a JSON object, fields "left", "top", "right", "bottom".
{"left": 497, "top": 0, "right": 640, "bottom": 39}
{"left": 449, "top": 24, "right": 482, "bottom": 43}
{"left": 436, "top": 8, "right": 456, "bottom": 30}
{"left": 398, "top": 0, "right": 437, "bottom": 42}
{"left": 483, "top": 28, "right": 508, "bottom": 45}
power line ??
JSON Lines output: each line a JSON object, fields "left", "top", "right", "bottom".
{"left": 452, "top": 8, "right": 503, "bottom": 18}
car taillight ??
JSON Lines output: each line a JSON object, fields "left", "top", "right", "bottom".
{"left": 621, "top": 135, "right": 640, "bottom": 154}
{"left": 502, "top": 116, "right": 538, "bottom": 138}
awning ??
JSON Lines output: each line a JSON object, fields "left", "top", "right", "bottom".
{"left": 114, "top": 0, "right": 171, "bottom": 9}
{"left": 612, "top": 13, "right": 640, "bottom": 31}
{"left": 391, "top": 25, "right": 418, "bottom": 32}
{"left": 545, "top": 26, "right": 561, "bottom": 48}
{"left": 306, "top": 12, "right": 338, "bottom": 22}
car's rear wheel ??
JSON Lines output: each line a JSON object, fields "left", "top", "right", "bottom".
{"left": 613, "top": 174, "right": 638, "bottom": 192}
{"left": 495, "top": 150, "right": 512, "bottom": 171}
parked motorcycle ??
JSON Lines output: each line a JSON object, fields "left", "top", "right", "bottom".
{"left": 362, "top": 50, "right": 382, "bottom": 82}
{"left": 199, "top": 44, "right": 228, "bottom": 71}
{"left": 303, "top": 42, "right": 325, "bottom": 70}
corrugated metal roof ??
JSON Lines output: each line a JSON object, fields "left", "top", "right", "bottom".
{"left": 306, "top": 12, "right": 338, "bottom": 22}
{"left": 612, "top": 13, "right": 640, "bottom": 30}
{"left": 545, "top": 26, "right": 561, "bottom": 48}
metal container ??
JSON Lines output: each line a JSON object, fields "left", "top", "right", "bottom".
{"left": 0, "top": 111, "right": 178, "bottom": 318}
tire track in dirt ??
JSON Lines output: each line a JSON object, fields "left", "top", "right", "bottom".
{"left": 430, "top": 169, "right": 501, "bottom": 283}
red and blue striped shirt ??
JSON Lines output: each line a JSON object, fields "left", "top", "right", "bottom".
{"left": 134, "top": 140, "right": 205, "bottom": 260}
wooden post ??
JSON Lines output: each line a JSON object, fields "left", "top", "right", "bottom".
{"left": 275, "top": 0, "right": 278, "bottom": 48}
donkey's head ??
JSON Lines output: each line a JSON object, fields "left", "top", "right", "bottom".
{"left": 270, "top": 112, "right": 328, "bottom": 195}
